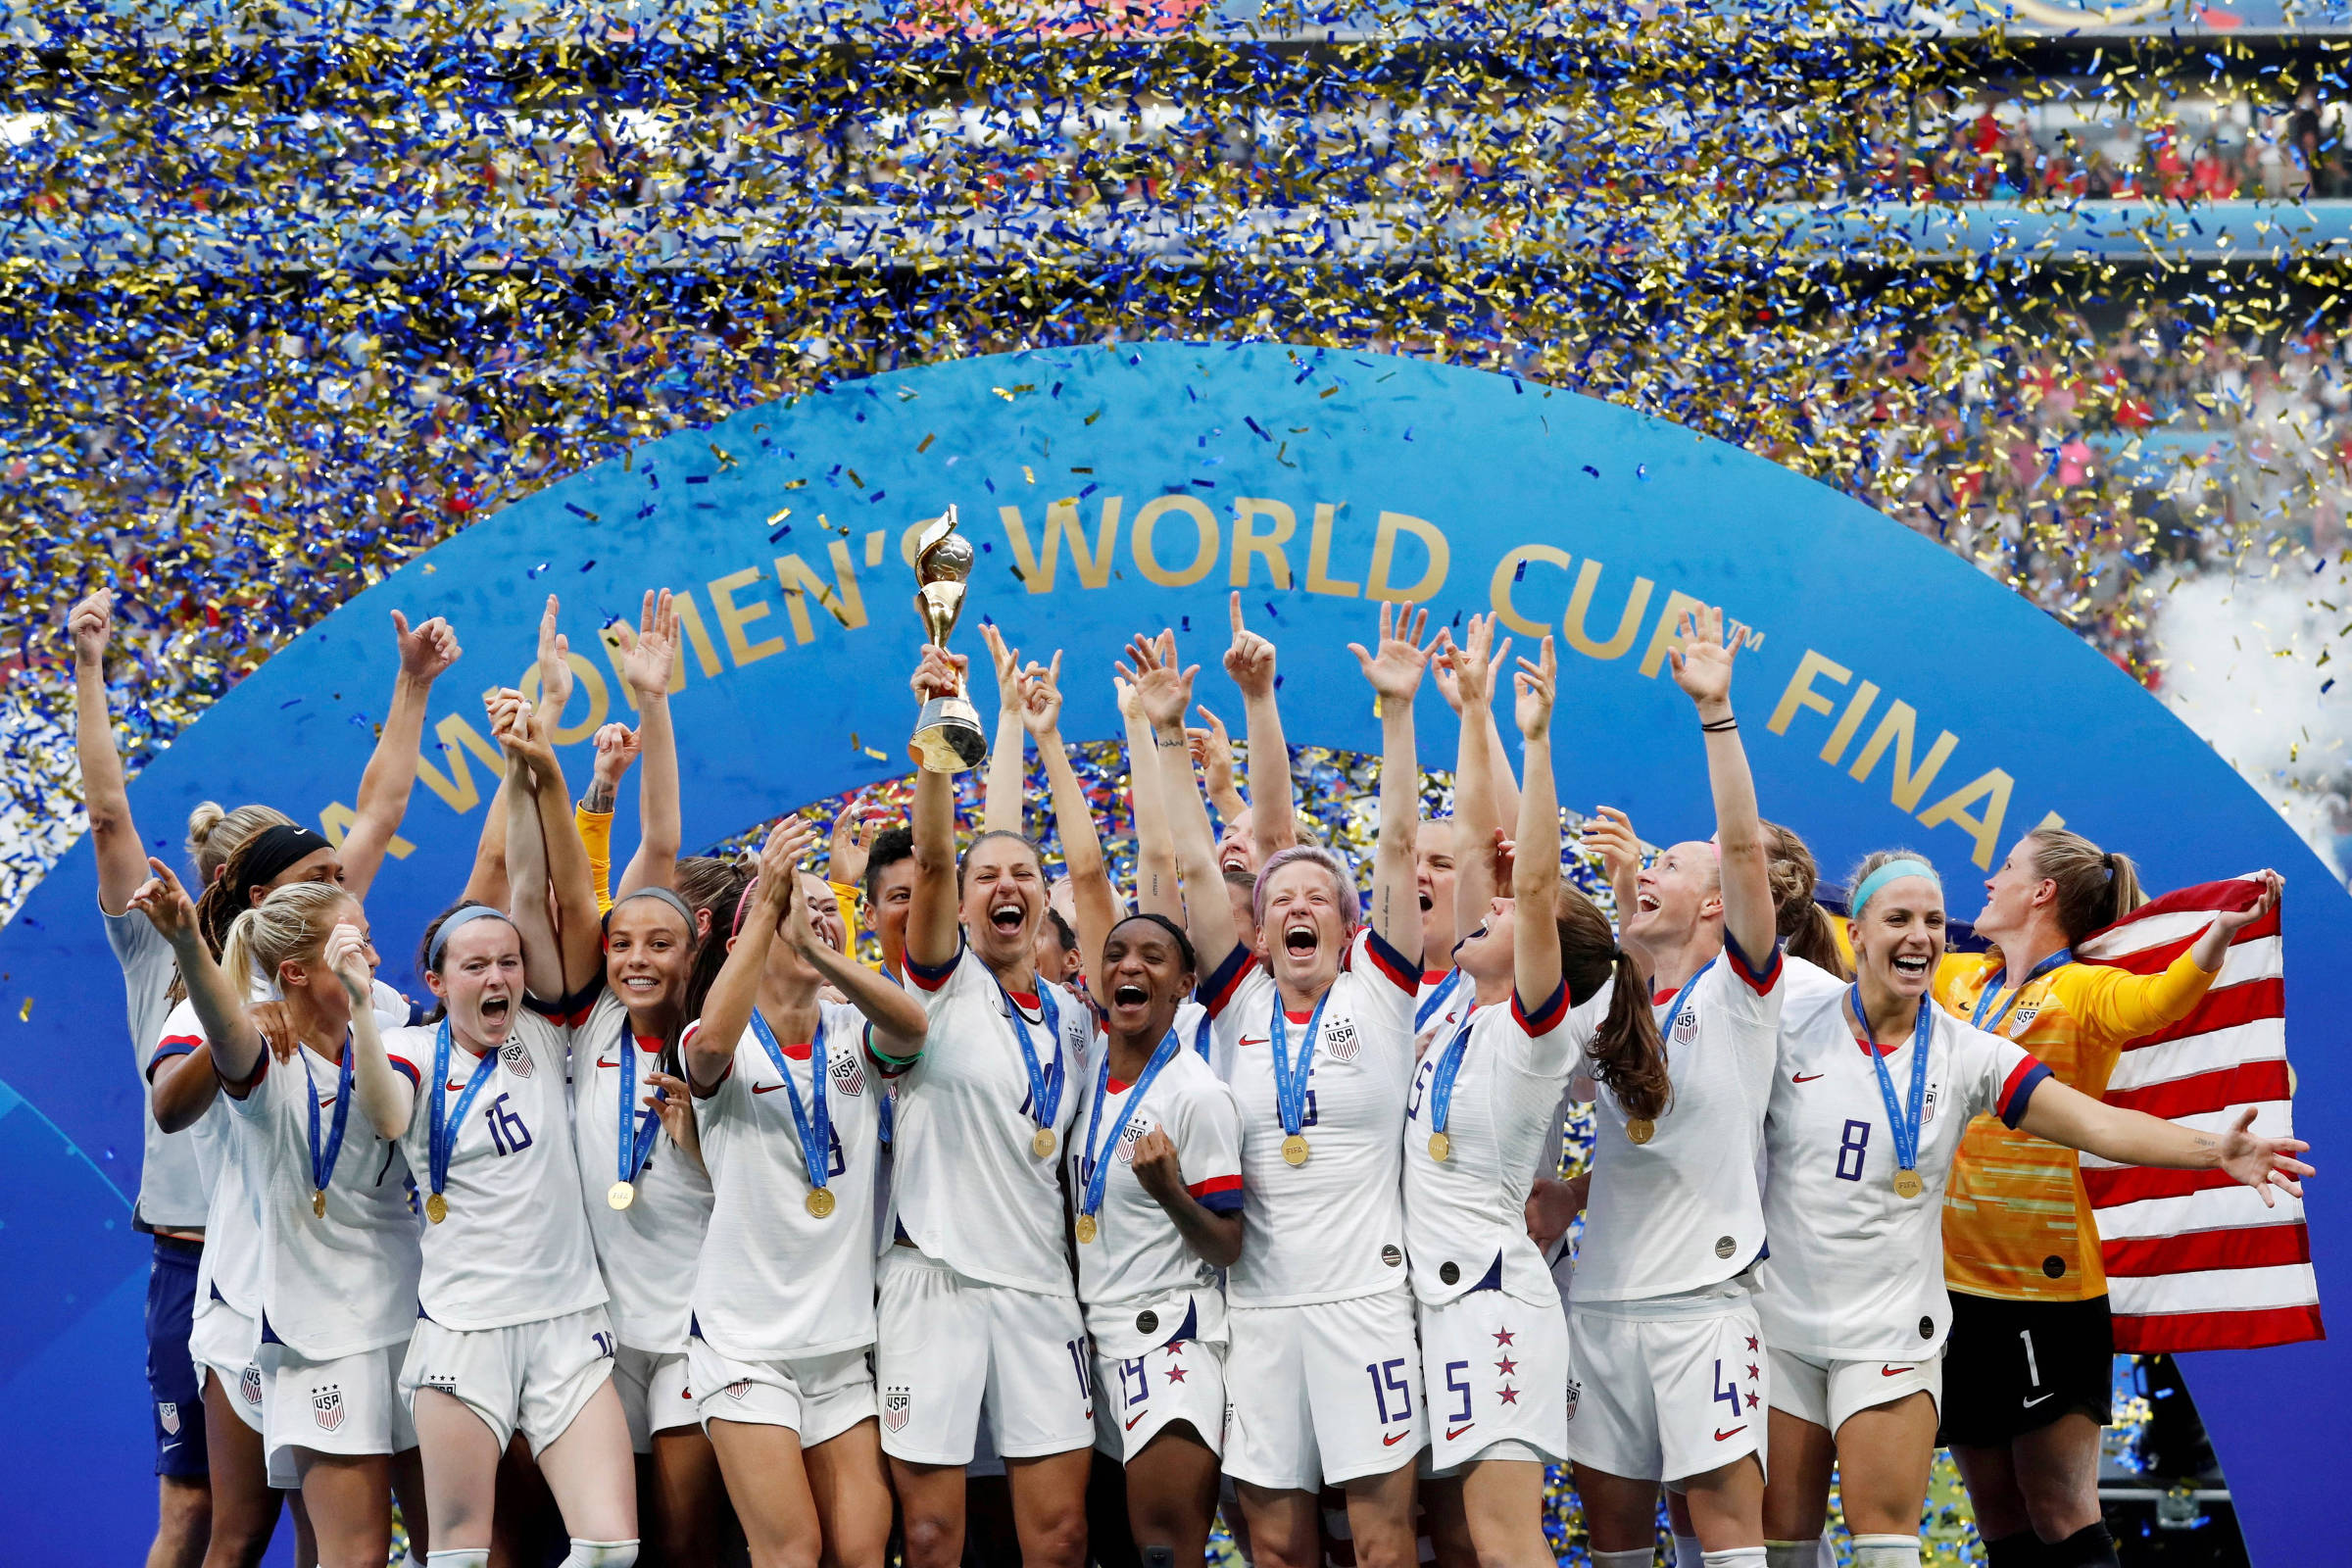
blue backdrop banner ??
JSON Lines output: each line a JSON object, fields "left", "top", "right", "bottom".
{"left": 0, "top": 342, "right": 2336, "bottom": 1563}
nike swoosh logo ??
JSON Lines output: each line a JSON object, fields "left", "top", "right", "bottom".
{"left": 1445, "top": 1424, "right": 1476, "bottom": 1441}
{"left": 1713, "top": 1426, "right": 1746, "bottom": 1442}
{"left": 1880, "top": 1365, "right": 1910, "bottom": 1377}
{"left": 445, "top": 1082, "right": 467, "bottom": 1093}
{"left": 1239, "top": 1037, "right": 1268, "bottom": 1049}
{"left": 1126, "top": 1412, "right": 1148, "bottom": 1430}
{"left": 1792, "top": 1072, "right": 1824, "bottom": 1083}
{"left": 2023, "top": 1392, "right": 2056, "bottom": 1407}
{"left": 753, "top": 1083, "right": 785, "bottom": 1095}
{"left": 1382, "top": 1430, "right": 1412, "bottom": 1446}
{"left": 597, "top": 1057, "right": 618, "bottom": 1069}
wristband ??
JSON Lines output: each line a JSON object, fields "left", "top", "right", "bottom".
{"left": 1699, "top": 715, "right": 1739, "bottom": 733}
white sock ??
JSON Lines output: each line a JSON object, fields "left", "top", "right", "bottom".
{"left": 1674, "top": 1534, "right": 1706, "bottom": 1567}
{"left": 1849, "top": 1537, "right": 1922, "bottom": 1568}
{"left": 1765, "top": 1544, "right": 1819, "bottom": 1568}
{"left": 1818, "top": 1535, "right": 1839, "bottom": 1568}
{"left": 1594, "top": 1552, "right": 1654, "bottom": 1568}
{"left": 560, "top": 1543, "right": 639, "bottom": 1568}
{"left": 425, "top": 1553, "right": 490, "bottom": 1568}
{"left": 1701, "top": 1552, "right": 1768, "bottom": 1567}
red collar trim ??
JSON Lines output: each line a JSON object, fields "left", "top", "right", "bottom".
{"left": 1106, "top": 1075, "right": 1134, "bottom": 1094}
{"left": 1284, "top": 1008, "right": 1313, "bottom": 1025}
{"left": 780, "top": 1041, "right": 813, "bottom": 1060}
{"left": 1007, "top": 989, "right": 1041, "bottom": 1009}
{"left": 633, "top": 1034, "right": 663, "bottom": 1054}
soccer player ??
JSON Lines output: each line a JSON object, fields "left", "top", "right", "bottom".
{"left": 1562, "top": 606, "right": 1783, "bottom": 1568}
{"left": 1756, "top": 855, "right": 2308, "bottom": 1568}
{"left": 130, "top": 869, "right": 427, "bottom": 1568}
{"left": 1409, "top": 630, "right": 1632, "bottom": 1568}
{"left": 683, "top": 819, "right": 929, "bottom": 1568}
{"left": 1143, "top": 605, "right": 1433, "bottom": 1568}
{"left": 1414, "top": 615, "right": 1520, "bottom": 1057}
{"left": 1936, "top": 832, "right": 2280, "bottom": 1568}
{"left": 883, "top": 643, "right": 1099, "bottom": 1568}
{"left": 360, "top": 699, "right": 638, "bottom": 1568}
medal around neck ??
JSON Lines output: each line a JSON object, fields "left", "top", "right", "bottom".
{"left": 1892, "top": 1168, "right": 1925, "bottom": 1200}
{"left": 1074, "top": 1213, "right": 1099, "bottom": 1244}
{"left": 907, "top": 506, "right": 989, "bottom": 772}
{"left": 1626, "top": 1117, "right": 1656, "bottom": 1145}
{"left": 609, "top": 1181, "right": 636, "bottom": 1210}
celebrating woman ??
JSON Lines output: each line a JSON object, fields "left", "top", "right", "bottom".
{"left": 1756, "top": 855, "right": 2305, "bottom": 1568}
{"left": 1150, "top": 605, "right": 1433, "bottom": 1568}
{"left": 683, "top": 818, "right": 928, "bottom": 1568}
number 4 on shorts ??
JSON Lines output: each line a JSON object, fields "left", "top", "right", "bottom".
{"left": 1711, "top": 1358, "right": 1741, "bottom": 1425}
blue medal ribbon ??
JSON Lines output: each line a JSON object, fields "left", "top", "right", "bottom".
{"left": 614, "top": 1023, "right": 663, "bottom": 1190}
{"left": 1652, "top": 957, "right": 1717, "bottom": 1039}
{"left": 1268, "top": 990, "right": 1329, "bottom": 1137}
{"left": 748, "top": 1007, "right": 833, "bottom": 1201}
{"left": 1428, "top": 1007, "right": 1477, "bottom": 1137}
{"left": 1971, "top": 949, "right": 2073, "bottom": 1034}
{"left": 428, "top": 1018, "right": 503, "bottom": 1203}
{"left": 1414, "top": 968, "right": 1463, "bottom": 1032}
{"left": 1849, "top": 983, "right": 1935, "bottom": 1178}
{"left": 1078, "top": 1028, "right": 1182, "bottom": 1224}
{"left": 305, "top": 1036, "right": 356, "bottom": 1201}
{"left": 998, "top": 979, "right": 1065, "bottom": 1137}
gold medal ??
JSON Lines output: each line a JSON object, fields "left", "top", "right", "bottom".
{"left": 1626, "top": 1117, "right": 1655, "bottom": 1146}
{"left": 312, "top": 1190, "right": 326, "bottom": 1218}
{"left": 1033, "top": 1127, "right": 1056, "bottom": 1158}
{"left": 609, "top": 1180, "right": 636, "bottom": 1210}
{"left": 1892, "top": 1168, "right": 1924, "bottom": 1200}
{"left": 1075, "top": 1213, "right": 1099, "bottom": 1245}
{"left": 1428, "top": 1131, "right": 1451, "bottom": 1162}
{"left": 807, "top": 1188, "right": 836, "bottom": 1219}
{"left": 425, "top": 1192, "right": 448, "bottom": 1224}
{"left": 1282, "top": 1133, "right": 1310, "bottom": 1166}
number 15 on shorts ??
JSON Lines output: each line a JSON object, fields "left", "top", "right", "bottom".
{"left": 1365, "top": 1357, "right": 1412, "bottom": 1430}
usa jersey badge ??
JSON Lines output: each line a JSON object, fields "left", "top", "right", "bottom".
{"left": 313, "top": 1386, "right": 345, "bottom": 1432}
{"left": 1115, "top": 1118, "right": 1145, "bottom": 1164}
{"left": 1324, "top": 1019, "right": 1361, "bottom": 1063}
{"left": 830, "top": 1054, "right": 867, "bottom": 1098}
{"left": 1671, "top": 1007, "right": 1699, "bottom": 1046}
{"left": 499, "top": 1040, "right": 533, "bottom": 1079}
{"left": 2008, "top": 1006, "right": 2039, "bottom": 1038}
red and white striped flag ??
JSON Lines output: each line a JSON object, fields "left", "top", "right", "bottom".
{"left": 2076, "top": 876, "right": 2323, "bottom": 1353}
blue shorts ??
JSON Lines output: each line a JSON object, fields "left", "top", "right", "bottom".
{"left": 145, "top": 1236, "right": 208, "bottom": 1479}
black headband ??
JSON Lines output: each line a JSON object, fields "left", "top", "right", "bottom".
{"left": 1108, "top": 911, "right": 1200, "bottom": 975}
{"left": 241, "top": 824, "right": 334, "bottom": 892}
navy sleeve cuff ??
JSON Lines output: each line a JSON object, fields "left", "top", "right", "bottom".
{"left": 903, "top": 940, "right": 963, "bottom": 993}
{"left": 1721, "top": 929, "right": 1785, "bottom": 995}
{"left": 1997, "top": 1060, "right": 2054, "bottom": 1129}
{"left": 1513, "top": 980, "right": 1571, "bottom": 1037}
{"left": 1197, "top": 944, "right": 1255, "bottom": 1017}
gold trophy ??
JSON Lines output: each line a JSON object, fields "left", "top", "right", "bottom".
{"left": 908, "top": 506, "right": 990, "bottom": 772}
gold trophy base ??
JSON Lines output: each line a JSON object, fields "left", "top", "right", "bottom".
{"left": 911, "top": 693, "right": 989, "bottom": 773}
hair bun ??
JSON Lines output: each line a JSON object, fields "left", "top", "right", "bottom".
{"left": 185, "top": 800, "right": 225, "bottom": 850}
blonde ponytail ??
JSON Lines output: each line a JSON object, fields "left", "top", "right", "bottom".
{"left": 220, "top": 882, "right": 355, "bottom": 995}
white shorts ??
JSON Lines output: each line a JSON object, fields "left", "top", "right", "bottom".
{"left": 262, "top": 1338, "right": 417, "bottom": 1485}
{"left": 688, "top": 1336, "right": 876, "bottom": 1448}
{"left": 612, "top": 1344, "right": 699, "bottom": 1454}
{"left": 190, "top": 1298, "right": 268, "bottom": 1437}
{"left": 873, "top": 1250, "right": 1093, "bottom": 1464}
{"left": 1767, "top": 1348, "right": 1940, "bottom": 1436}
{"left": 1418, "top": 1288, "right": 1569, "bottom": 1474}
{"left": 400, "top": 1305, "right": 616, "bottom": 1456}
{"left": 1563, "top": 1297, "right": 1767, "bottom": 1485}
{"left": 1092, "top": 1337, "right": 1226, "bottom": 1464}
{"left": 1224, "top": 1288, "right": 1426, "bottom": 1491}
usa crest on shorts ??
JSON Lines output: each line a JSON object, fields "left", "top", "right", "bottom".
{"left": 313, "top": 1385, "right": 345, "bottom": 1432}
{"left": 499, "top": 1040, "right": 533, "bottom": 1079}
{"left": 240, "top": 1364, "right": 264, "bottom": 1407}
{"left": 724, "top": 1380, "right": 752, "bottom": 1401}
{"left": 882, "top": 1385, "right": 911, "bottom": 1433}
{"left": 1563, "top": 1376, "right": 1582, "bottom": 1421}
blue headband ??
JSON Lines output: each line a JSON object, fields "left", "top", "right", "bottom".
{"left": 426, "top": 905, "right": 517, "bottom": 970}
{"left": 1850, "top": 858, "right": 1940, "bottom": 919}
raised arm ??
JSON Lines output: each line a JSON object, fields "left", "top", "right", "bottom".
{"left": 70, "top": 590, "right": 151, "bottom": 916}
{"left": 127, "top": 860, "right": 268, "bottom": 1088}
{"left": 906, "top": 646, "right": 969, "bottom": 972}
{"left": 342, "top": 612, "right": 462, "bottom": 900}
{"left": 1580, "top": 806, "right": 1646, "bottom": 970}
{"left": 1349, "top": 602, "right": 1436, "bottom": 963}
{"left": 1434, "top": 620, "right": 1521, "bottom": 834}
{"left": 492, "top": 694, "right": 568, "bottom": 1003}
{"left": 613, "top": 590, "right": 681, "bottom": 898}
{"left": 327, "top": 920, "right": 413, "bottom": 1140}
{"left": 979, "top": 622, "right": 1030, "bottom": 836}
{"left": 1022, "top": 652, "right": 1117, "bottom": 1000}
{"left": 1191, "top": 704, "right": 1249, "bottom": 829}
{"left": 2020, "top": 1085, "right": 2312, "bottom": 1208}
{"left": 1668, "top": 604, "right": 1775, "bottom": 965}
{"left": 687, "top": 820, "right": 815, "bottom": 1091}
{"left": 792, "top": 878, "right": 928, "bottom": 1056}
{"left": 1512, "top": 639, "right": 1564, "bottom": 1007}
{"left": 1225, "top": 592, "right": 1298, "bottom": 863}
{"left": 1447, "top": 615, "right": 1506, "bottom": 940}
{"left": 1126, "top": 632, "right": 1239, "bottom": 968}
{"left": 1120, "top": 678, "right": 1181, "bottom": 921}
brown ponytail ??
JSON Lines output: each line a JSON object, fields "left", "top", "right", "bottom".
{"left": 1762, "top": 819, "right": 1848, "bottom": 979}
{"left": 2026, "top": 828, "right": 2146, "bottom": 945}
{"left": 1558, "top": 885, "right": 1671, "bottom": 1122}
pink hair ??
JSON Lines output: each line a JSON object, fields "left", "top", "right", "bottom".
{"left": 1253, "top": 845, "right": 1363, "bottom": 933}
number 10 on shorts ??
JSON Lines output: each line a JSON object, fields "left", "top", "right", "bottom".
{"left": 1365, "top": 1357, "right": 1412, "bottom": 1424}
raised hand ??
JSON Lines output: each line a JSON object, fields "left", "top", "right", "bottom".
{"left": 1442, "top": 612, "right": 1511, "bottom": 712}
{"left": 2208, "top": 869, "right": 2284, "bottom": 945}
{"left": 1223, "top": 591, "right": 1277, "bottom": 699}
{"left": 1666, "top": 602, "right": 1736, "bottom": 710}
{"left": 1019, "top": 652, "right": 1066, "bottom": 739}
{"left": 911, "top": 645, "right": 968, "bottom": 705}
{"left": 535, "top": 594, "right": 575, "bottom": 718}
{"left": 69, "top": 587, "right": 112, "bottom": 667}
{"left": 828, "top": 792, "right": 891, "bottom": 888}
{"left": 1117, "top": 631, "right": 1197, "bottom": 731}
{"left": 1513, "top": 635, "right": 1557, "bottom": 740}
{"left": 1129, "top": 1125, "right": 1188, "bottom": 1206}
{"left": 392, "top": 611, "right": 462, "bottom": 684}
{"left": 323, "top": 921, "right": 374, "bottom": 1007}
{"left": 1348, "top": 601, "right": 1437, "bottom": 705}
{"left": 756, "top": 815, "right": 820, "bottom": 931}
{"left": 489, "top": 689, "right": 557, "bottom": 788}
{"left": 1580, "top": 806, "right": 1644, "bottom": 886}
{"left": 2215, "top": 1105, "right": 2315, "bottom": 1208}
{"left": 126, "top": 858, "right": 201, "bottom": 947}
{"left": 980, "top": 621, "right": 1025, "bottom": 714}
{"left": 612, "top": 588, "right": 678, "bottom": 700}
{"left": 590, "top": 723, "right": 641, "bottom": 800}
{"left": 1189, "top": 707, "right": 1237, "bottom": 796}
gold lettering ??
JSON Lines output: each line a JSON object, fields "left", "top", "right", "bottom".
{"left": 1364, "top": 512, "right": 1448, "bottom": 602}
{"left": 1919, "top": 769, "right": 2016, "bottom": 869}
{"left": 1231, "top": 498, "right": 1298, "bottom": 589}
{"left": 1819, "top": 681, "right": 1881, "bottom": 767}
{"left": 774, "top": 541, "right": 870, "bottom": 644}
{"left": 998, "top": 498, "right": 1122, "bottom": 594}
{"left": 519, "top": 654, "right": 612, "bottom": 744}
{"left": 415, "top": 711, "right": 508, "bottom": 815}
{"left": 1637, "top": 591, "right": 1710, "bottom": 678}
{"left": 1305, "top": 503, "right": 1360, "bottom": 598}
{"left": 318, "top": 803, "right": 414, "bottom": 859}
{"left": 1561, "top": 560, "right": 1653, "bottom": 662}
{"left": 1132, "top": 496, "right": 1220, "bottom": 587}
{"left": 1848, "top": 703, "right": 1961, "bottom": 811}
{"left": 669, "top": 590, "right": 725, "bottom": 678}
{"left": 1489, "top": 544, "right": 1573, "bottom": 638}
{"left": 709, "top": 566, "right": 787, "bottom": 666}
{"left": 1765, "top": 649, "right": 1852, "bottom": 736}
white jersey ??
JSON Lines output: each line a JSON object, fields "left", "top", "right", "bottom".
{"left": 896, "top": 942, "right": 1089, "bottom": 1295}
{"left": 386, "top": 1010, "right": 606, "bottom": 1332}
{"left": 1402, "top": 979, "right": 1602, "bottom": 1309}
{"left": 1412, "top": 966, "right": 1475, "bottom": 1060}
{"left": 226, "top": 1039, "right": 420, "bottom": 1360}
{"left": 114, "top": 908, "right": 208, "bottom": 1230}
{"left": 154, "top": 1000, "right": 264, "bottom": 1315}
{"left": 1757, "top": 984, "right": 2049, "bottom": 1361}
{"left": 690, "top": 1000, "right": 887, "bottom": 1362}
{"left": 1067, "top": 1033, "right": 1245, "bottom": 1358}
{"left": 1201, "top": 926, "right": 1419, "bottom": 1307}
{"left": 1574, "top": 938, "right": 1785, "bottom": 1304}
{"left": 1175, "top": 998, "right": 1213, "bottom": 1064}
{"left": 570, "top": 990, "right": 713, "bottom": 1353}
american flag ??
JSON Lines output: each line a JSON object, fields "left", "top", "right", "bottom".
{"left": 2077, "top": 876, "right": 2323, "bottom": 1353}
